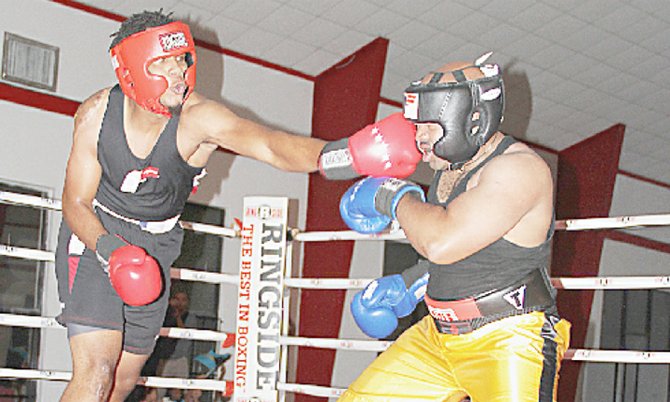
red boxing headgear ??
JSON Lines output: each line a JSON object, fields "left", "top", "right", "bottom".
{"left": 110, "top": 21, "right": 197, "bottom": 116}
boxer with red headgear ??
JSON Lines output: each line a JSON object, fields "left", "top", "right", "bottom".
{"left": 110, "top": 21, "right": 196, "bottom": 116}
{"left": 338, "top": 55, "right": 571, "bottom": 401}
{"left": 55, "top": 9, "right": 418, "bottom": 402}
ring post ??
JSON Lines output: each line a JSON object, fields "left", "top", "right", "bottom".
{"left": 234, "top": 197, "right": 288, "bottom": 402}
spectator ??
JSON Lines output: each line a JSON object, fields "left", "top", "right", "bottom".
{"left": 155, "top": 290, "right": 198, "bottom": 399}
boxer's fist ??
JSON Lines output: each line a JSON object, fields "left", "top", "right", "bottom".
{"left": 339, "top": 177, "right": 425, "bottom": 234}
{"left": 351, "top": 273, "right": 429, "bottom": 338}
{"left": 108, "top": 245, "right": 162, "bottom": 306}
{"left": 350, "top": 292, "right": 398, "bottom": 339}
{"left": 339, "top": 177, "right": 391, "bottom": 234}
{"left": 319, "top": 113, "right": 420, "bottom": 180}
{"left": 361, "top": 274, "right": 427, "bottom": 317}
{"left": 95, "top": 234, "right": 128, "bottom": 271}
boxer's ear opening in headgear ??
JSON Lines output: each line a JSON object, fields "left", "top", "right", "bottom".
{"left": 109, "top": 10, "right": 197, "bottom": 117}
{"left": 403, "top": 53, "right": 504, "bottom": 169}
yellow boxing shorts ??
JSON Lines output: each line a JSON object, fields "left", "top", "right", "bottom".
{"left": 338, "top": 312, "right": 570, "bottom": 402}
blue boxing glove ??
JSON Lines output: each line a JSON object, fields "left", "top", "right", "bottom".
{"left": 339, "top": 177, "right": 425, "bottom": 234}
{"left": 351, "top": 273, "right": 429, "bottom": 338}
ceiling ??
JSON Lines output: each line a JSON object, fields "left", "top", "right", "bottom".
{"left": 76, "top": 0, "right": 670, "bottom": 186}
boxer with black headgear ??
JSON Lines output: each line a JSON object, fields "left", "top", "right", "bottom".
{"left": 56, "top": 9, "right": 420, "bottom": 402}
{"left": 403, "top": 52, "right": 504, "bottom": 169}
{"left": 339, "top": 55, "right": 571, "bottom": 401}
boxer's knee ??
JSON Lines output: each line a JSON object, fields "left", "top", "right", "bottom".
{"left": 70, "top": 356, "right": 117, "bottom": 398}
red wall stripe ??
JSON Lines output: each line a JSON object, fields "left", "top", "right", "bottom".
{"left": 195, "top": 40, "right": 314, "bottom": 81}
{"left": 296, "top": 38, "right": 389, "bottom": 401}
{"left": 552, "top": 124, "right": 625, "bottom": 402}
{"left": 0, "top": 82, "right": 79, "bottom": 116}
{"left": 605, "top": 231, "right": 670, "bottom": 254}
{"left": 51, "top": 0, "right": 125, "bottom": 21}
{"left": 51, "top": 0, "right": 316, "bottom": 82}
{"left": 380, "top": 96, "right": 402, "bottom": 108}
{"left": 619, "top": 169, "right": 670, "bottom": 191}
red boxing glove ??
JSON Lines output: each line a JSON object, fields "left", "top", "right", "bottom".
{"left": 319, "top": 113, "right": 421, "bottom": 180}
{"left": 108, "top": 245, "right": 162, "bottom": 306}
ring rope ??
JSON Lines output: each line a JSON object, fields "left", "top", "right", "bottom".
{"left": 0, "top": 368, "right": 231, "bottom": 392}
{"left": 284, "top": 276, "right": 670, "bottom": 290}
{"left": 170, "top": 266, "right": 237, "bottom": 285}
{"left": 292, "top": 228, "right": 407, "bottom": 242}
{"left": 277, "top": 382, "right": 346, "bottom": 398}
{"left": 279, "top": 336, "right": 391, "bottom": 352}
{"left": 0, "top": 191, "right": 237, "bottom": 238}
{"left": 0, "top": 283, "right": 637, "bottom": 369}
{"left": 0, "top": 244, "right": 54, "bottom": 262}
{"left": 5, "top": 191, "right": 670, "bottom": 239}
{"left": 564, "top": 349, "right": 670, "bottom": 364}
{"left": 555, "top": 214, "right": 670, "bottom": 231}
{"left": 551, "top": 276, "right": 670, "bottom": 290}
{"left": 0, "top": 244, "right": 237, "bottom": 285}
{"left": 0, "top": 313, "right": 235, "bottom": 344}
{"left": 277, "top": 336, "right": 670, "bottom": 364}
{"left": 6, "top": 241, "right": 665, "bottom": 291}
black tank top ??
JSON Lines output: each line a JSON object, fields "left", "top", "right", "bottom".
{"left": 425, "top": 136, "right": 553, "bottom": 300}
{"left": 95, "top": 85, "right": 204, "bottom": 221}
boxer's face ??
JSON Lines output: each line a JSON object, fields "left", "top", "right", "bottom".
{"left": 416, "top": 123, "right": 450, "bottom": 170}
{"left": 148, "top": 55, "right": 189, "bottom": 110}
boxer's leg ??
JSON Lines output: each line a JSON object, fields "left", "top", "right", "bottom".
{"left": 338, "top": 316, "right": 467, "bottom": 402}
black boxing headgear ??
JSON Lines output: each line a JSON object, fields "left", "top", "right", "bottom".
{"left": 403, "top": 54, "right": 504, "bottom": 169}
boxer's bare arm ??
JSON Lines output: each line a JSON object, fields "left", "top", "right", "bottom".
{"left": 62, "top": 89, "right": 110, "bottom": 251}
{"left": 396, "top": 152, "right": 553, "bottom": 265}
{"left": 184, "top": 95, "right": 326, "bottom": 172}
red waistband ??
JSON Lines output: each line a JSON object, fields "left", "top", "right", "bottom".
{"left": 424, "top": 268, "right": 556, "bottom": 335}
{"left": 424, "top": 294, "right": 483, "bottom": 322}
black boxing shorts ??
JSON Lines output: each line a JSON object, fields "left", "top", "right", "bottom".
{"left": 54, "top": 209, "right": 183, "bottom": 355}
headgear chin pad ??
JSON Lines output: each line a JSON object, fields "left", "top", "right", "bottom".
{"left": 110, "top": 21, "right": 197, "bottom": 116}
{"left": 403, "top": 60, "right": 504, "bottom": 168}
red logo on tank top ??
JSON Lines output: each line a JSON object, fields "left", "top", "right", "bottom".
{"left": 120, "top": 166, "right": 160, "bottom": 193}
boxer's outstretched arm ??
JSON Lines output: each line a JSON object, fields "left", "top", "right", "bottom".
{"left": 62, "top": 89, "right": 110, "bottom": 251}
{"left": 189, "top": 98, "right": 326, "bottom": 173}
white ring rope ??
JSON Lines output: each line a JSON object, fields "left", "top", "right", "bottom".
{"left": 277, "top": 336, "right": 670, "bottom": 363}
{"left": 280, "top": 336, "right": 392, "bottom": 352}
{"left": 564, "top": 349, "right": 670, "bottom": 364}
{"left": 0, "top": 244, "right": 54, "bottom": 262}
{"left": 3, "top": 243, "right": 667, "bottom": 291}
{"left": 0, "top": 244, "right": 237, "bottom": 285}
{"left": 0, "top": 191, "right": 237, "bottom": 238}
{"left": 284, "top": 275, "right": 670, "bottom": 290}
{"left": 170, "top": 266, "right": 238, "bottom": 285}
{"left": 556, "top": 214, "right": 670, "bottom": 231}
{"left": 3, "top": 308, "right": 665, "bottom": 365}
{"left": 551, "top": 276, "right": 670, "bottom": 290}
{"left": 293, "top": 228, "right": 407, "bottom": 242}
{"left": 0, "top": 313, "right": 234, "bottom": 343}
{"left": 4, "top": 191, "right": 670, "bottom": 238}
{"left": 0, "top": 368, "right": 230, "bottom": 392}
{"left": 277, "top": 382, "right": 346, "bottom": 398}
